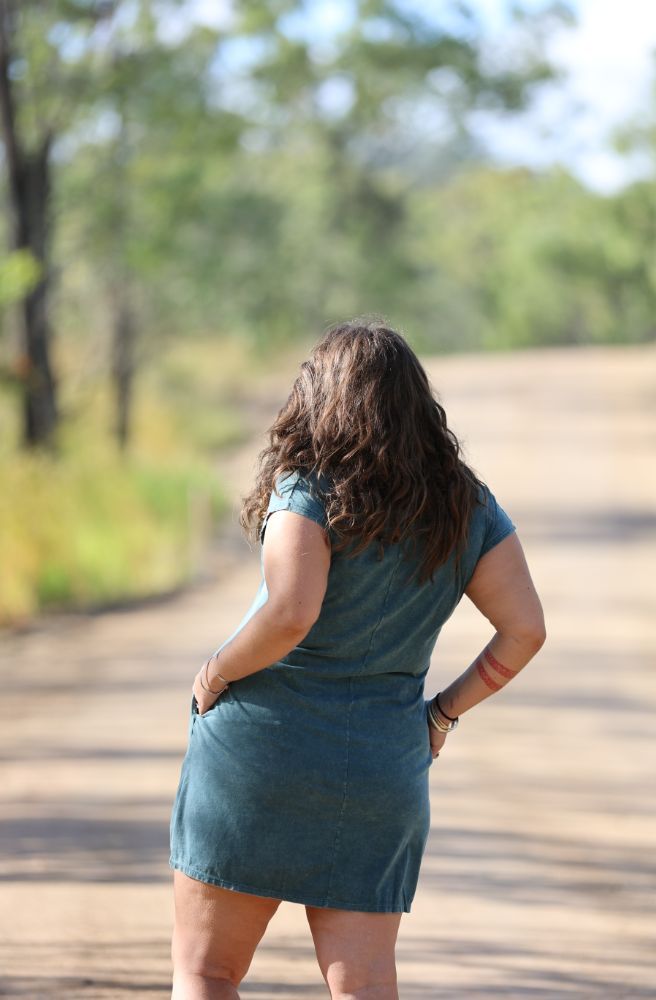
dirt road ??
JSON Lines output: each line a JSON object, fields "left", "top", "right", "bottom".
{"left": 1, "top": 344, "right": 655, "bottom": 998}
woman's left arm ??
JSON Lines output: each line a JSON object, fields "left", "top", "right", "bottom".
{"left": 192, "top": 509, "right": 331, "bottom": 713}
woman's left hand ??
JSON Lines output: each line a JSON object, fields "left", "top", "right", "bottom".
{"left": 192, "top": 660, "right": 228, "bottom": 716}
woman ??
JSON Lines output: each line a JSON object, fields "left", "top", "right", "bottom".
{"left": 168, "top": 319, "right": 546, "bottom": 999}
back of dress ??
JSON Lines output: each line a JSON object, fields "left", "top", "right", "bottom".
{"left": 169, "top": 469, "right": 516, "bottom": 914}
{"left": 259, "top": 470, "right": 516, "bottom": 683}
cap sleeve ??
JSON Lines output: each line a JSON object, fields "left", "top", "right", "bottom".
{"left": 260, "top": 471, "right": 328, "bottom": 543}
{"left": 479, "top": 484, "right": 516, "bottom": 558}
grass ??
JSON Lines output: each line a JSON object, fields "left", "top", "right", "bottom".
{"left": 0, "top": 446, "right": 227, "bottom": 626}
{"left": 0, "top": 334, "right": 273, "bottom": 629}
{"left": 0, "top": 327, "right": 318, "bottom": 629}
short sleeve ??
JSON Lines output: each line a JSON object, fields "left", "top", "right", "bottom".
{"left": 259, "top": 471, "right": 328, "bottom": 544}
{"left": 479, "top": 485, "right": 516, "bottom": 558}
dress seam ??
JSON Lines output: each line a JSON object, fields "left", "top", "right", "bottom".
{"left": 324, "top": 675, "right": 353, "bottom": 906}
{"left": 358, "top": 546, "right": 403, "bottom": 675}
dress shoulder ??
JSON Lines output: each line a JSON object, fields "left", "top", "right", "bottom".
{"left": 476, "top": 482, "right": 516, "bottom": 558}
{"left": 260, "top": 470, "right": 328, "bottom": 543}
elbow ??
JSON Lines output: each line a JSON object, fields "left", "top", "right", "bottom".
{"left": 529, "top": 624, "right": 547, "bottom": 654}
{"left": 512, "top": 616, "right": 547, "bottom": 654}
{"left": 266, "top": 600, "right": 321, "bottom": 639}
{"left": 499, "top": 609, "right": 546, "bottom": 654}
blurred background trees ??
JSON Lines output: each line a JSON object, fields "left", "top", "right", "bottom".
{"left": 1, "top": 0, "right": 654, "bottom": 625}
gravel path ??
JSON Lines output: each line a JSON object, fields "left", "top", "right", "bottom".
{"left": 1, "top": 344, "right": 654, "bottom": 998}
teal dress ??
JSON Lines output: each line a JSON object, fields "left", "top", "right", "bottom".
{"left": 169, "top": 471, "right": 515, "bottom": 912}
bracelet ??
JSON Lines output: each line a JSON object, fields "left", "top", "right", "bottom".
{"left": 435, "top": 692, "right": 458, "bottom": 722}
{"left": 428, "top": 703, "right": 452, "bottom": 733}
{"left": 202, "top": 655, "right": 230, "bottom": 696}
{"left": 427, "top": 698, "right": 459, "bottom": 733}
{"left": 428, "top": 702, "right": 458, "bottom": 733}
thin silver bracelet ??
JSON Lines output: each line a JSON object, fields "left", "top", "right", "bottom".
{"left": 202, "top": 655, "right": 230, "bottom": 695}
{"left": 428, "top": 698, "right": 459, "bottom": 733}
{"left": 430, "top": 699, "right": 460, "bottom": 733}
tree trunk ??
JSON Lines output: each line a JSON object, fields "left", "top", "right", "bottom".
{"left": 111, "top": 290, "right": 135, "bottom": 451}
{"left": 19, "top": 142, "right": 58, "bottom": 446}
{"left": 0, "top": 1, "right": 58, "bottom": 448}
{"left": 108, "top": 45, "right": 136, "bottom": 453}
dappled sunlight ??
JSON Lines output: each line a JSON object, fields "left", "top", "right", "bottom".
{"left": 1, "top": 345, "right": 654, "bottom": 996}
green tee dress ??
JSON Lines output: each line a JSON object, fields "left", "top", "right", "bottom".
{"left": 169, "top": 470, "right": 516, "bottom": 912}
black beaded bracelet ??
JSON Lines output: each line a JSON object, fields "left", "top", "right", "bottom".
{"left": 434, "top": 692, "right": 458, "bottom": 722}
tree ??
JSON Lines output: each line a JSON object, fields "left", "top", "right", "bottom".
{"left": 200, "top": 0, "right": 571, "bottom": 343}
{"left": 53, "top": 3, "right": 244, "bottom": 448}
{"left": 0, "top": 0, "right": 121, "bottom": 448}
{"left": 0, "top": 0, "right": 56, "bottom": 447}
{"left": 0, "top": 0, "right": 241, "bottom": 449}
{"left": 1, "top": 0, "right": 573, "bottom": 450}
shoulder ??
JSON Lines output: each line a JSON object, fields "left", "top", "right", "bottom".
{"left": 271, "top": 468, "right": 328, "bottom": 506}
{"left": 261, "top": 468, "right": 329, "bottom": 543}
{"left": 469, "top": 482, "right": 517, "bottom": 559}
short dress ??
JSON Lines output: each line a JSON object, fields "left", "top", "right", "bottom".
{"left": 169, "top": 471, "right": 516, "bottom": 913}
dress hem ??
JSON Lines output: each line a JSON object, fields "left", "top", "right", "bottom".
{"left": 168, "top": 857, "right": 410, "bottom": 914}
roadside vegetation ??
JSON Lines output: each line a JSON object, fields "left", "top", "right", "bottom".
{"left": 1, "top": 2, "right": 654, "bottom": 628}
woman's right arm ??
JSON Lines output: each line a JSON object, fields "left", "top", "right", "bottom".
{"left": 430, "top": 532, "right": 546, "bottom": 738}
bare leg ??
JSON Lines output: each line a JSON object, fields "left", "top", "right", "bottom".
{"left": 171, "top": 870, "right": 281, "bottom": 999}
{"left": 305, "top": 904, "right": 402, "bottom": 999}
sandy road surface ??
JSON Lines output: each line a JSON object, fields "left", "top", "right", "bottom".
{"left": 1, "top": 344, "right": 655, "bottom": 999}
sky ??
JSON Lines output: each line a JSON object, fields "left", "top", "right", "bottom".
{"left": 187, "top": 0, "right": 656, "bottom": 192}
{"left": 470, "top": 0, "right": 656, "bottom": 191}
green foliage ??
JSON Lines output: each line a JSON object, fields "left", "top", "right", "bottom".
{"left": 0, "top": 335, "right": 260, "bottom": 626}
{"left": 406, "top": 166, "right": 650, "bottom": 352}
{"left": 4, "top": 0, "right": 656, "bottom": 627}
{"left": 0, "top": 442, "right": 226, "bottom": 625}
{"left": 45, "top": 0, "right": 569, "bottom": 354}
{"left": 46, "top": 0, "right": 653, "bottom": 357}
{"left": 0, "top": 250, "right": 40, "bottom": 310}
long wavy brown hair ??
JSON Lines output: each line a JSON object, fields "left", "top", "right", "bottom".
{"left": 240, "top": 318, "right": 486, "bottom": 585}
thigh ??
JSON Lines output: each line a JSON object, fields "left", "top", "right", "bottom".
{"left": 172, "top": 869, "right": 281, "bottom": 983}
{"left": 305, "top": 905, "right": 402, "bottom": 998}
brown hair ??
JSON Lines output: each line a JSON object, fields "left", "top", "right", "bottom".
{"left": 240, "top": 318, "right": 485, "bottom": 584}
